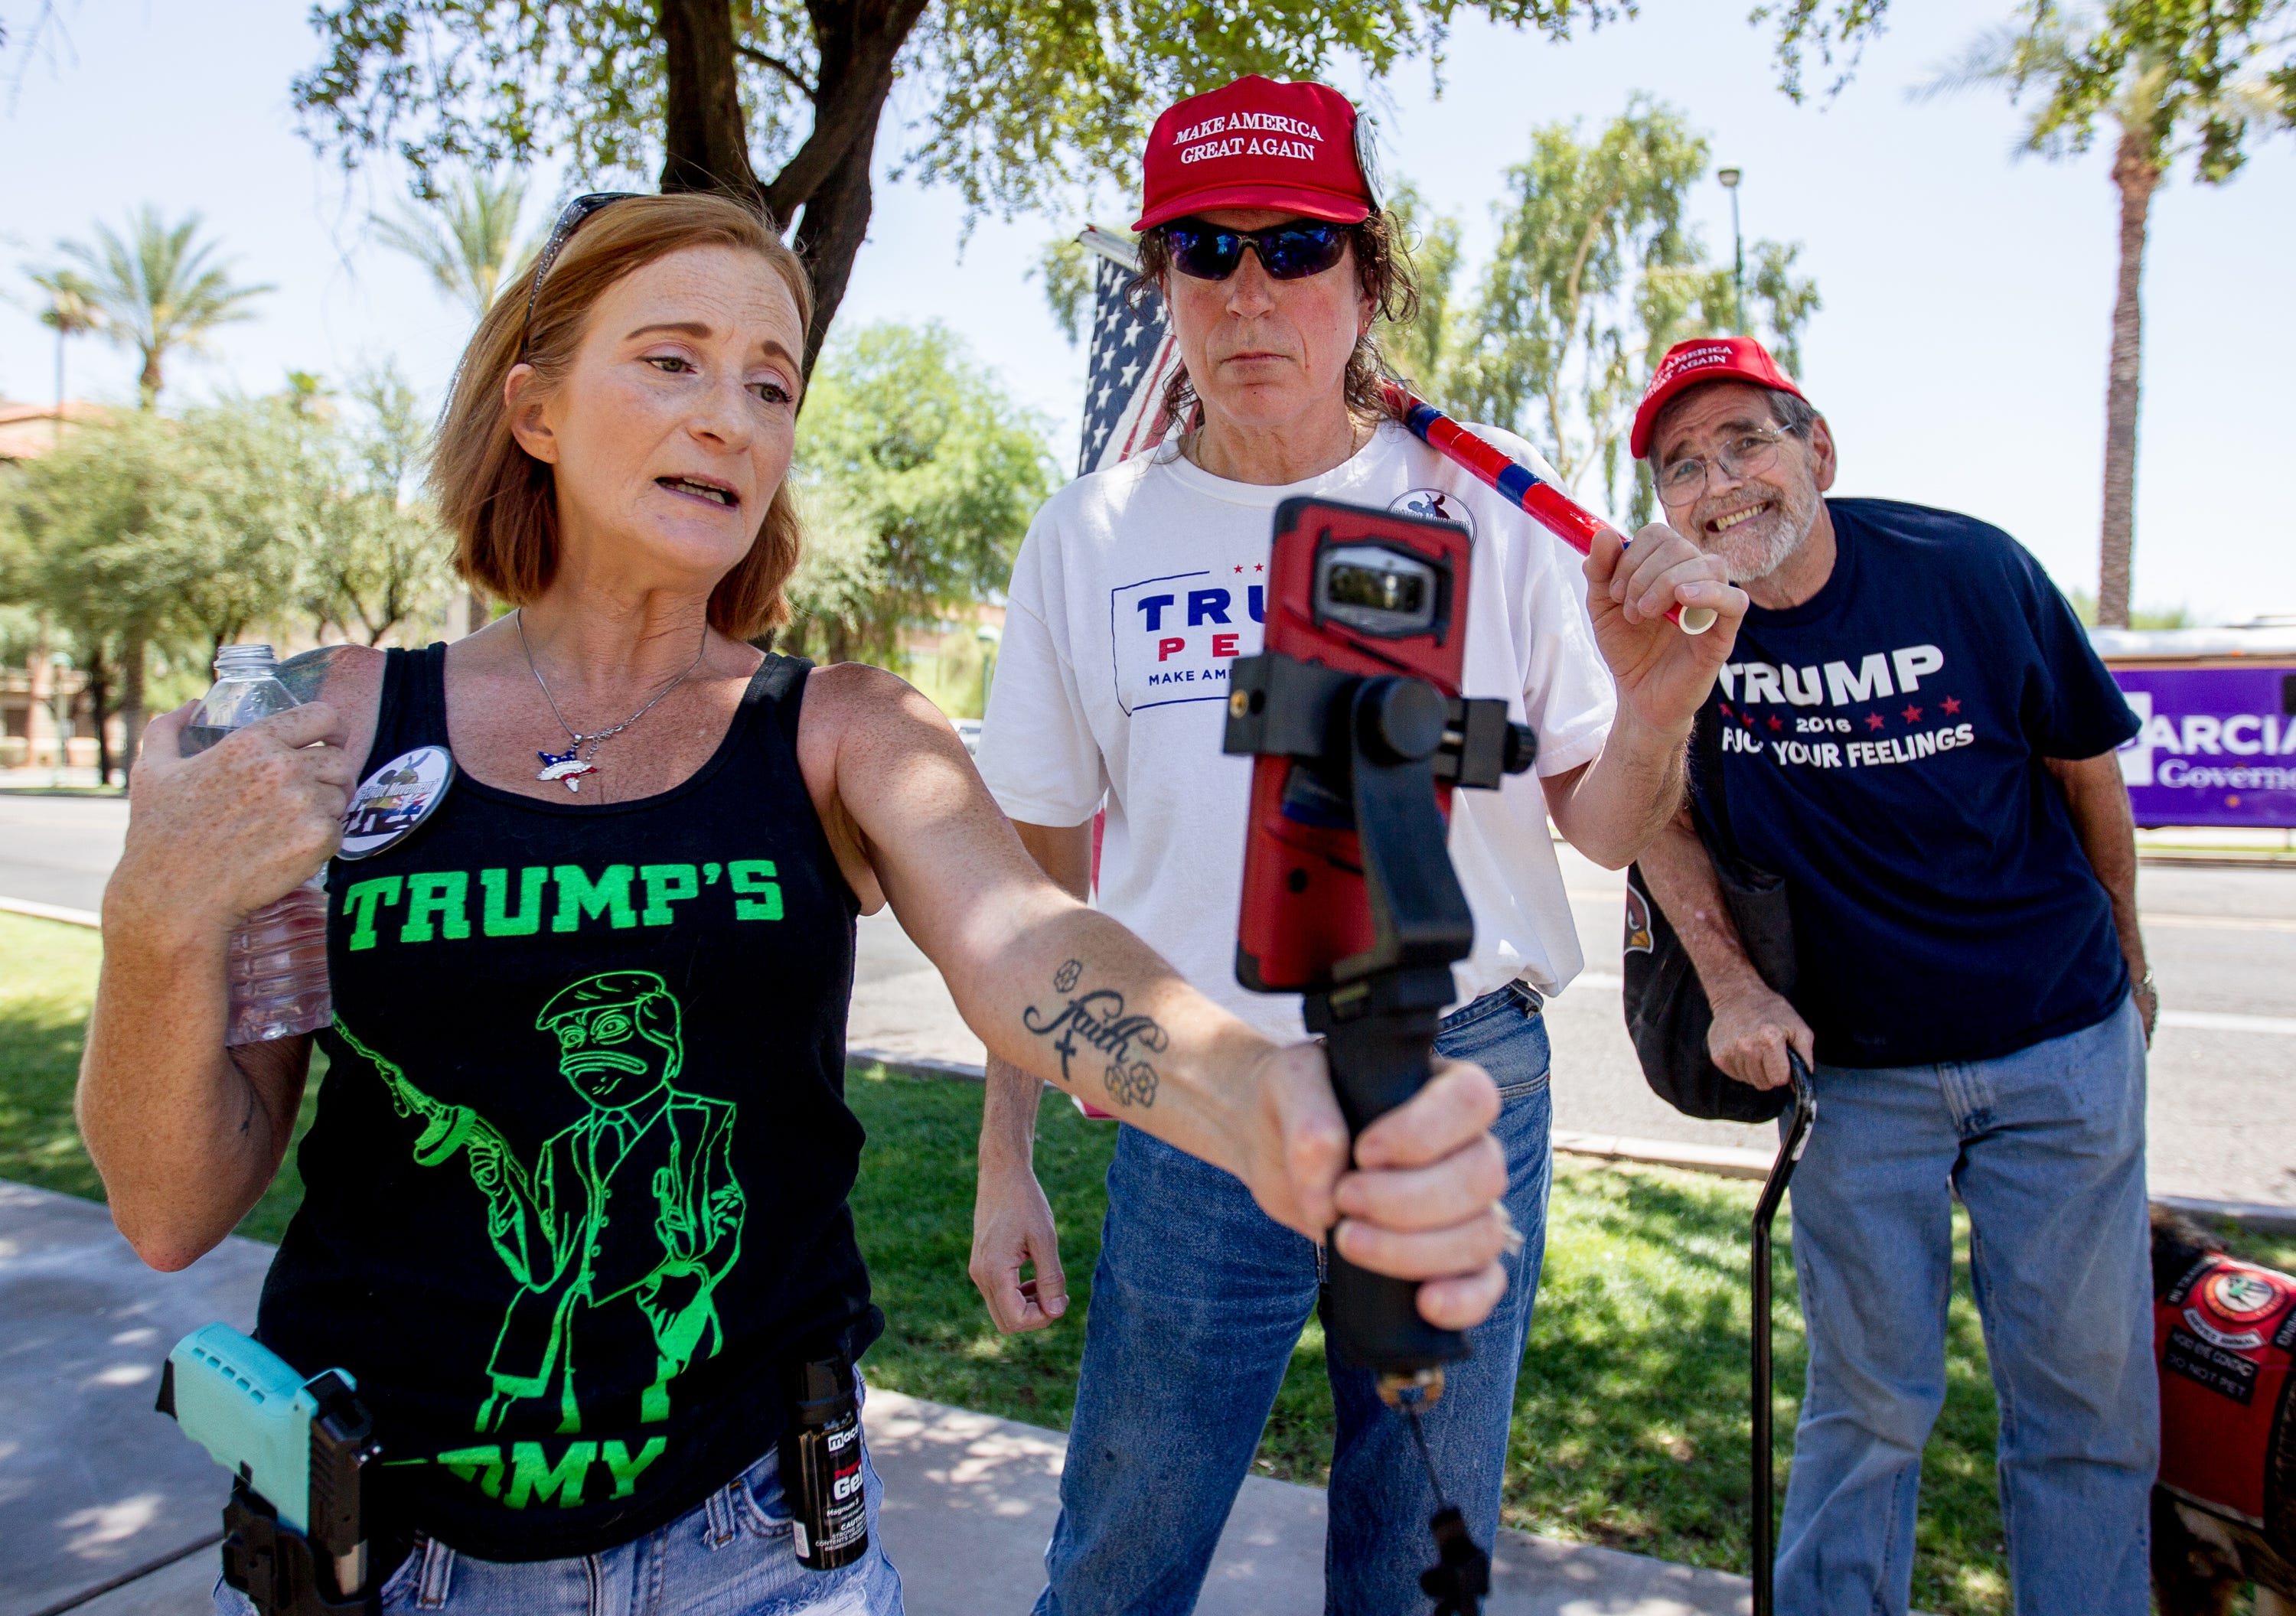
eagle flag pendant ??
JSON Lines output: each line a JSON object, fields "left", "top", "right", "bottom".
{"left": 537, "top": 745, "right": 598, "bottom": 793}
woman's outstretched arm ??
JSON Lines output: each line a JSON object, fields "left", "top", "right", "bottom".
{"left": 797, "top": 663, "right": 1511, "bottom": 1331}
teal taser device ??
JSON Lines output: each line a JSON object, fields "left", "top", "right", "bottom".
{"left": 157, "top": 1322, "right": 380, "bottom": 1614}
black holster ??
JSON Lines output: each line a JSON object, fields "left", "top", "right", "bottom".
{"left": 221, "top": 1484, "right": 379, "bottom": 1616}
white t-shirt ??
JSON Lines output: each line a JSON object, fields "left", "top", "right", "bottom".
{"left": 974, "top": 421, "right": 1616, "bottom": 1043}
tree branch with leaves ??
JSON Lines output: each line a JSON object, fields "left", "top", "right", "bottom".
{"left": 290, "top": 0, "right": 1890, "bottom": 380}
{"left": 300, "top": 366, "right": 460, "bottom": 646}
{"left": 1395, "top": 100, "right": 1818, "bottom": 528}
{"left": 1916, "top": 1, "right": 2293, "bottom": 626}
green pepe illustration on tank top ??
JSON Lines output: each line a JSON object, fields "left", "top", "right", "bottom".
{"left": 338, "top": 972, "right": 745, "bottom": 1441}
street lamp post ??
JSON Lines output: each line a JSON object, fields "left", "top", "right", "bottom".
{"left": 45, "top": 651, "right": 75, "bottom": 789}
{"left": 1717, "top": 166, "right": 1745, "bottom": 336}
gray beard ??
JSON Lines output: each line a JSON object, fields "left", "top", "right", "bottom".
{"left": 1720, "top": 489, "right": 1820, "bottom": 583}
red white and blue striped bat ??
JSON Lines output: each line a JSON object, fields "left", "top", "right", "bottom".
{"left": 1378, "top": 378, "right": 1719, "bottom": 635}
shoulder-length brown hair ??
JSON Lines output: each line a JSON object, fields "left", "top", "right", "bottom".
{"left": 433, "top": 192, "right": 814, "bottom": 640}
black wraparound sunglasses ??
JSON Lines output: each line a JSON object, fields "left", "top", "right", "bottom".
{"left": 520, "top": 191, "right": 640, "bottom": 353}
{"left": 1159, "top": 217, "right": 1356, "bottom": 283}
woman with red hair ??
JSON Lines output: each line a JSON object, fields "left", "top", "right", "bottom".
{"left": 79, "top": 191, "right": 1514, "bottom": 1614}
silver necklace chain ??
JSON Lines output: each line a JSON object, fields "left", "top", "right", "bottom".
{"left": 516, "top": 608, "right": 709, "bottom": 791}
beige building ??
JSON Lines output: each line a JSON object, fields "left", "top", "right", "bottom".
{"left": 0, "top": 658, "right": 102, "bottom": 771}
{"left": 0, "top": 399, "right": 112, "bottom": 464}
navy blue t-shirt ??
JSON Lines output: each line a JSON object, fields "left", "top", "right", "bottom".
{"left": 1691, "top": 497, "right": 2140, "bottom": 1068}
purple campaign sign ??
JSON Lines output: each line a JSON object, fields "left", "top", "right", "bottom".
{"left": 2112, "top": 663, "right": 2296, "bottom": 827}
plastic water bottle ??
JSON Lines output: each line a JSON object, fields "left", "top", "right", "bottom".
{"left": 182, "top": 644, "right": 333, "bottom": 1044}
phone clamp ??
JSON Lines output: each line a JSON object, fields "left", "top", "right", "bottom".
{"left": 1227, "top": 653, "right": 1537, "bottom": 1365}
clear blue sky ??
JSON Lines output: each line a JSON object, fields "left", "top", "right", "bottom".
{"left": 3, "top": 0, "right": 2289, "bottom": 621}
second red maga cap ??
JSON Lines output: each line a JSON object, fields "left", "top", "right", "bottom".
{"left": 1629, "top": 336, "right": 1808, "bottom": 460}
{"left": 1133, "top": 76, "right": 1373, "bottom": 233}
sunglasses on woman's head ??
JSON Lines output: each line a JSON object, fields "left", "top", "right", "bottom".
{"left": 1159, "top": 218, "right": 1355, "bottom": 282}
{"left": 520, "top": 191, "right": 641, "bottom": 353}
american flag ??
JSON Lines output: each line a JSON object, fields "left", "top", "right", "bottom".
{"left": 1069, "top": 229, "right": 1183, "bottom": 1124}
{"left": 1077, "top": 228, "right": 1184, "bottom": 474}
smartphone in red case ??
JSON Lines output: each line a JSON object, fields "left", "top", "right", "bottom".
{"left": 1234, "top": 497, "right": 1474, "bottom": 993}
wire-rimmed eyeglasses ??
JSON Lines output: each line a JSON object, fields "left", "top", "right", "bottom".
{"left": 1655, "top": 425, "right": 1799, "bottom": 505}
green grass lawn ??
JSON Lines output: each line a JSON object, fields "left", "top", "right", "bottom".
{"left": 0, "top": 913, "right": 106, "bottom": 1199}
{"left": 0, "top": 911, "right": 318, "bottom": 1243}
{"left": 841, "top": 1067, "right": 2024, "bottom": 1614}
{"left": 8, "top": 907, "right": 2270, "bottom": 1615}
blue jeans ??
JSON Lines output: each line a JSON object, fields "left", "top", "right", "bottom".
{"left": 1038, "top": 982, "right": 1554, "bottom": 1616}
{"left": 1776, "top": 994, "right": 2155, "bottom": 1616}
{"left": 214, "top": 1420, "right": 905, "bottom": 1614}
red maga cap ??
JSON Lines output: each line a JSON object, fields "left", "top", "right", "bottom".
{"left": 1630, "top": 336, "right": 1808, "bottom": 460}
{"left": 1133, "top": 76, "right": 1372, "bottom": 233}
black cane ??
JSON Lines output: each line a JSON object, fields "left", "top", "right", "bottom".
{"left": 1752, "top": 1051, "right": 1818, "bottom": 1616}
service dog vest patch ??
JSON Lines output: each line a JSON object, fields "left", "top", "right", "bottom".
{"left": 2157, "top": 1250, "right": 2296, "bottom": 1533}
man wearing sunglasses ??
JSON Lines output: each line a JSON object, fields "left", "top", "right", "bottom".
{"left": 1628, "top": 337, "right": 2157, "bottom": 1616}
{"left": 970, "top": 76, "right": 1743, "bottom": 1615}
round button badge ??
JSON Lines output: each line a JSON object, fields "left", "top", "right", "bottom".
{"left": 339, "top": 746, "right": 456, "bottom": 861}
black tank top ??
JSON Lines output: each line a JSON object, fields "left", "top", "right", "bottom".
{"left": 258, "top": 645, "right": 878, "bottom": 1563}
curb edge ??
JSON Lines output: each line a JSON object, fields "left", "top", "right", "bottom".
{"left": 0, "top": 895, "right": 101, "bottom": 929}
{"left": 840, "top": 1057, "right": 2296, "bottom": 1240}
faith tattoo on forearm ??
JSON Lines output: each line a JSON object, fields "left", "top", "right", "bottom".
{"left": 1021, "top": 958, "right": 1168, "bottom": 1109}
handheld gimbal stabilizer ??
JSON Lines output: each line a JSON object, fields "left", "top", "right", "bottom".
{"left": 1225, "top": 496, "right": 1537, "bottom": 1615}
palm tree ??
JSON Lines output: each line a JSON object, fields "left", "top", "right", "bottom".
{"left": 59, "top": 207, "right": 272, "bottom": 409}
{"left": 1918, "top": 19, "right": 2291, "bottom": 627}
{"left": 28, "top": 267, "right": 101, "bottom": 448}
{"left": 373, "top": 169, "right": 535, "bottom": 322}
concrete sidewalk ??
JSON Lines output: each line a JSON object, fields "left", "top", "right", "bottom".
{"left": 0, "top": 1181, "right": 270, "bottom": 1616}
{"left": 2, "top": 1178, "right": 1756, "bottom": 1616}
{"left": 869, "top": 1390, "right": 1755, "bottom": 1616}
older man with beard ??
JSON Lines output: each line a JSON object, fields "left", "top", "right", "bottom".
{"left": 1631, "top": 337, "right": 2158, "bottom": 1616}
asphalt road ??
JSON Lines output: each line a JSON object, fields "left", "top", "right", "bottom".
{"left": 0, "top": 790, "right": 129, "bottom": 914}
{"left": 6, "top": 787, "right": 2291, "bottom": 1206}
{"left": 1541, "top": 851, "right": 2296, "bottom": 1209}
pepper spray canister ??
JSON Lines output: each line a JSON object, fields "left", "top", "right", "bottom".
{"left": 781, "top": 1357, "right": 868, "bottom": 1570}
